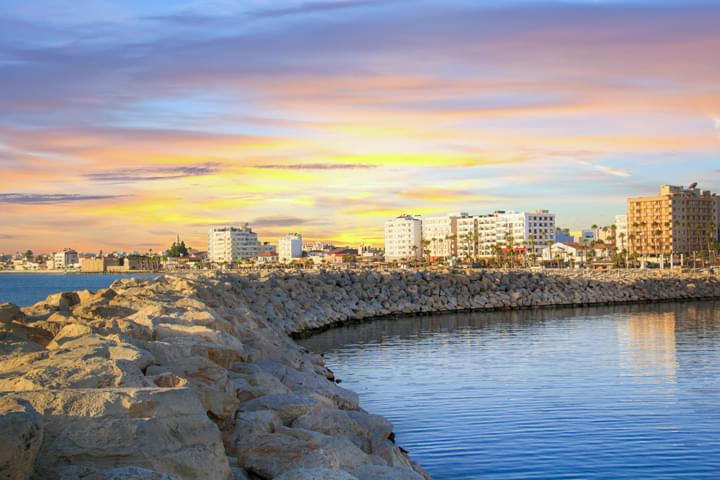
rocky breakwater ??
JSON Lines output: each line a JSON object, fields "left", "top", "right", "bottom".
{"left": 0, "top": 275, "right": 430, "bottom": 480}
{"left": 2, "top": 269, "right": 720, "bottom": 479}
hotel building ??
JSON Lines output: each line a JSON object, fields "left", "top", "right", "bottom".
{"left": 384, "top": 215, "right": 422, "bottom": 261}
{"left": 628, "top": 184, "right": 719, "bottom": 256}
{"left": 208, "top": 224, "right": 260, "bottom": 263}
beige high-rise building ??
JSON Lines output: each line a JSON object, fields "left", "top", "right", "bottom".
{"left": 628, "top": 184, "right": 718, "bottom": 256}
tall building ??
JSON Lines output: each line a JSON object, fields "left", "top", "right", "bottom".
{"left": 628, "top": 184, "right": 719, "bottom": 256}
{"left": 53, "top": 248, "right": 79, "bottom": 269}
{"left": 615, "top": 214, "right": 628, "bottom": 252}
{"left": 384, "top": 215, "right": 422, "bottom": 261}
{"left": 208, "top": 224, "right": 260, "bottom": 263}
{"left": 278, "top": 233, "right": 303, "bottom": 262}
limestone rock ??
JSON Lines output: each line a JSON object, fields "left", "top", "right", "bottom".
{"left": 0, "top": 397, "right": 43, "bottom": 480}
{"left": 234, "top": 427, "right": 371, "bottom": 479}
{"left": 7, "top": 387, "right": 231, "bottom": 480}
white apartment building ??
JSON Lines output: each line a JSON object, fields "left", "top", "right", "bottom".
{"left": 492, "top": 211, "right": 556, "bottom": 255}
{"left": 208, "top": 224, "right": 260, "bottom": 263}
{"left": 52, "top": 249, "right": 79, "bottom": 269}
{"left": 615, "top": 214, "right": 628, "bottom": 251}
{"left": 279, "top": 233, "right": 303, "bottom": 262}
{"left": 422, "top": 213, "right": 468, "bottom": 259}
{"left": 384, "top": 215, "right": 422, "bottom": 261}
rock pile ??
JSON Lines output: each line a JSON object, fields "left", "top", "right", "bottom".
{"left": 1, "top": 269, "right": 719, "bottom": 479}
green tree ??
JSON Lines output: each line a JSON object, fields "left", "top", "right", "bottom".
{"left": 167, "top": 239, "right": 189, "bottom": 258}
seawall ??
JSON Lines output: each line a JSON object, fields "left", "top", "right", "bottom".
{"left": 1, "top": 269, "right": 719, "bottom": 480}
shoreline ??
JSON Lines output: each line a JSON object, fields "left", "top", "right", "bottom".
{"left": 292, "top": 294, "right": 720, "bottom": 339}
{"left": 2, "top": 269, "right": 720, "bottom": 479}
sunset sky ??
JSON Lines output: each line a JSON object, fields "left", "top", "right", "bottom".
{"left": 1, "top": 0, "right": 719, "bottom": 253}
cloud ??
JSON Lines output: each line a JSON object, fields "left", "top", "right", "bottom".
{"left": 0, "top": 193, "right": 122, "bottom": 204}
{"left": 251, "top": 216, "right": 313, "bottom": 227}
{"left": 253, "top": 163, "right": 378, "bottom": 170}
{"left": 0, "top": 234, "right": 15, "bottom": 240}
{"left": 83, "top": 162, "right": 223, "bottom": 183}
{"left": 250, "top": 0, "right": 390, "bottom": 19}
{"left": 575, "top": 160, "right": 631, "bottom": 178}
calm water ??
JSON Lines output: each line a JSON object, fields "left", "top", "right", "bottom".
{"left": 0, "top": 273, "right": 159, "bottom": 306}
{"left": 301, "top": 302, "right": 720, "bottom": 479}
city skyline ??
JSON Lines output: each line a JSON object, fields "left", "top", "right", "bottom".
{"left": 2, "top": 0, "right": 720, "bottom": 252}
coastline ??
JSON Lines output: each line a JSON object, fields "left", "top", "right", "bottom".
{"left": 1, "top": 269, "right": 719, "bottom": 479}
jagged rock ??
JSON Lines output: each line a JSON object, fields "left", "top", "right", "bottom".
{"left": 274, "top": 468, "right": 359, "bottom": 480}
{"left": 0, "top": 397, "right": 43, "bottom": 480}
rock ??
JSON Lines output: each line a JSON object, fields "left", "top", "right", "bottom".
{"left": 0, "top": 303, "right": 23, "bottom": 323}
{"left": 51, "top": 465, "right": 180, "bottom": 480}
{"left": 350, "top": 465, "right": 424, "bottom": 480}
{"left": 6, "top": 388, "right": 231, "bottom": 480}
{"left": 234, "top": 427, "right": 371, "bottom": 479}
{"left": 274, "top": 468, "right": 359, "bottom": 480}
{"left": 43, "top": 291, "right": 81, "bottom": 311}
{"left": 146, "top": 356, "right": 239, "bottom": 425}
{"left": 239, "top": 393, "right": 323, "bottom": 424}
{"left": 0, "top": 397, "right": 43, "bottom": 480}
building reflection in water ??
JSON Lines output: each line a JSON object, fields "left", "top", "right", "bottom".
{"left": 617, "top": 311, "right": 677, "bottom": 383}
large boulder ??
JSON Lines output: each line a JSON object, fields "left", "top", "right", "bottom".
{"left": 234, "top": 427, "right": 371, "bottom": 479}
{"left": 6, "top": 387, "right": 231, "bottom": 480}
{"left": 0, "top": 397, "right": 43, "bottom": 480}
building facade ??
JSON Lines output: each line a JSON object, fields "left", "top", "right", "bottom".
{"left": 52, "top": 249, "right": 79, "bottom": 269}
{"left": 495, "top": 210, "right": 556, "bottom": 256}
{"left": 628, "top": 184, "right": 719, "bottom": 257}
{"left": 384, "top": 215, "right": 422, "bottom": 261}
{"left": 208, "top": 224, "right": 260, "bottom": 263}
{"left": 278, "top": 233, "right": 303, "bottom": 262}
{"left": 422, "top": 213, "right": 468, "bottom": 259}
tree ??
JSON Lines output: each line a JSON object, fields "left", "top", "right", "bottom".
{"left": 167, "top": 239, "right": 189, "bottom": 258}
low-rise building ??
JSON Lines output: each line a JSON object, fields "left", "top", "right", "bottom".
{"left": 256, "top": 251, "right": 279, "bottom": 264}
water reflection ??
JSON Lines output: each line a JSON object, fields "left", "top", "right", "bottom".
{"left": 617, "top": 312, "right": 677, "bottom": 382}
{"left": 300, "top": 301, "right": 720, "bottom": 480}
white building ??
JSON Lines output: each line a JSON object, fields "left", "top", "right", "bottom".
{"left": 615, "top": 214, "right": 628, "bottom": 252}
{"left": 208, "top": 224, "right": 260, "bottom": 263}
{"left": 53, "top": 249, "right": 79, "bottom": 270}
{"left": 279, "top": 233, "right": 303, "bottom": 262}
{"left": 384, "top": 214, "right": 422, "bottom": 261}
{"left": 495, "top": 210, "right": 556, "bottom": 256}
{"left": 422, "top": 213, "right": 468, "bottom": 259}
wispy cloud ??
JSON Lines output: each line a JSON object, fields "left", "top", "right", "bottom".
{"left": 251, "top": 216, "right": 313, "bottom": 227}
{"left": 576, "top": 160, "right": 631, "bottom": 178}
{"left": 253, "top": 163, "right": 378, "bottom": 170}
{"left": 83, "top": 162, "right": 222, "bottom": 183}
{"left": 0, "top": 193, "right": 122, "bottom": 204}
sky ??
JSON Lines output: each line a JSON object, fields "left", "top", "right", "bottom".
{"left": 1, "top": 0, "right": 719, "bottom": 253}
